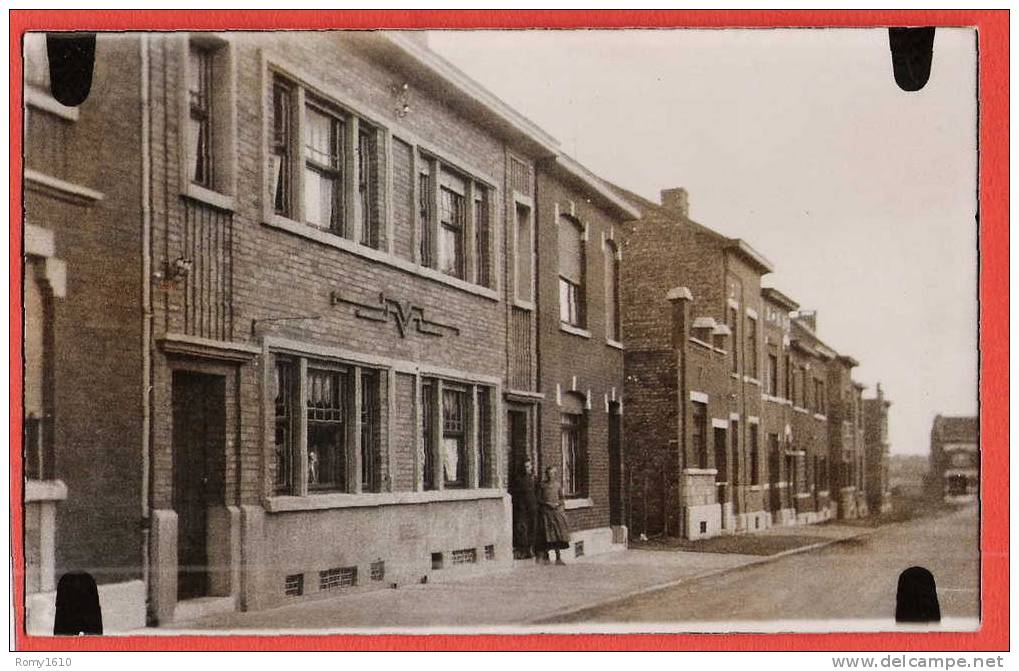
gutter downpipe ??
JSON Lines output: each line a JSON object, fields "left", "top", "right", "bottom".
{"left": 139, "top": 33, "right": 153, "bottom": 621}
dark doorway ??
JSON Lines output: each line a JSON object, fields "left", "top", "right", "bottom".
{"left": 608, "top": 403, "right": 623, "bottom": 526}
{"left": 508, "top": 409, "right": 531, "bottom": 473}
{"left": 172, "top": 371, "right": 226, "bottom": 601}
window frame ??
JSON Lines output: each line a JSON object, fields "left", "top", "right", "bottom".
{"left": 558, "top": 213, "right": 587, "bottom": 329}
{"left": 271, "top": 354, "right": 387, "bottom": 497}
{"left": 691, "top": 401, "right": 708, "bottom": 470}
{"left": 560, "top": 409, "right": 587, "bottom": 498}
{"left": 419, "top": 376, "right": 496, "bottom": 493}
{"left": 180, "top": 33, "right": 237, "bottom": 211}
{"left": 512, "top": 195, "right": 535, "bottom": 308}
{"left": 604, "top": 237, "right": 622, "bottom": 343}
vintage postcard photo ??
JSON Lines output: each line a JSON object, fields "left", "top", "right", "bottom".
{"left": 14, "top": 14, "right": 996, "bottom": 648}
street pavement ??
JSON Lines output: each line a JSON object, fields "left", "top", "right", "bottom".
{"left": 166, "top": 506, "right": 978, "bottom": 633}
{"left": 549, "top": 505, "right": 979, "bottom": 629}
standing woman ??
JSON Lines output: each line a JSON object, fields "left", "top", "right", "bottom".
{"left": 535, "top": 465, "right": 571, "bottom": 565}
{"left": 511, "top": 458, "right": 538, "bottom": 559}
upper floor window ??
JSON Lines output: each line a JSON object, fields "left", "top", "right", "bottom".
{"left": 745, "top": 315, "right": 759, "bottom": 378}
{"left": 767, "top": 353, "right": 778, "bottom": 396}
{"left": 268, "top": 72, "right": 383, "bottom": 249}
{"left": 187, "top": 43, "right": 214, "bottom": 188}
{"left": 24, "top": 33, "right": 50, "bottom": 90}
{"left": 814, "top": 378, "right": 825, "bottom": 414}
{"left": 473, "top": 188, "right": 491, "bottom": 287}
{"left": 514, "top": 201, "right": 534, "bottom": 304}
{"left": 438, "top": 170, "right": 466, "bottom": 279}
{"left": 604, "top": 238, "right": 621, "bottom": 341}
{"left": 728, "top": 307, "right": 739, "bottom": 373}
{"left": 558, "top": 215, "right": 585, "bottom": 327}
{"left": 184, "top": 35, "right": 234, "bottom": 199}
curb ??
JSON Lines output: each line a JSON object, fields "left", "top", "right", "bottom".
{"left": 526, "top": 527, "right": 881, "bottom": 624}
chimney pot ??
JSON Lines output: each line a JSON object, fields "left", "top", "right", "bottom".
{"left": 660, "top": 188, "right": 689, "bottom": 217}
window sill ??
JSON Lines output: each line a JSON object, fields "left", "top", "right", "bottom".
{"left": 265, "top": 487, "right": 505, "bottom": 513}
{"left": 793, "top": 406, "right": 809, "bottom": 414}
{"left": 605, "top": 338, "right": 624, "bottom": 351}
{"left": 743, "top": 376, "right": 761, "bottom": 386}
{"left": 513, "top": 298, "right": 535, "bottom": 312}
{"left": 682, "top": 468, "right": 718, "bottom": 476}
{"left": 25, "top": 169, "right": 104, "bottom": 205}
{"left": 559, "top": 323, "right": 591, "bottom": 339}
{"left": 25, "top": 85, "right": 79, "bottom": 121}
{"left": 264, "top": 215, "right": 500, "bottom": 302}
{"left": 712, "top": 347, "right": 727, "bottom": 355}
{"left": 813, "top": 413, "right": 828, "bottom": 421}
{"left": 730, "top": 372, "right": 740, "bottom": 379}
{"left": 183, "top": 183, "right": 235, "bottom": 212}
{"left": 563, "top": 497, "right": 594, "bottom": 510}
{"left": 25, "top": 479, "right": 68, "bottom": 503}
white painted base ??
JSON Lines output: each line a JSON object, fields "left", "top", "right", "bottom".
{"left": 736, "top": 510, "right": 772, "bottom": 533}
{"left": 565, "top": 525, "right": 627, "bottom": 561}
{"left": 26, "top": 579, "right": 146, "bottom": 636}
{"left": 685, "top": 503, "right": 723, "bottom": 539}
{"left": 771, "top": 508, "right": 797, "bottom": 526}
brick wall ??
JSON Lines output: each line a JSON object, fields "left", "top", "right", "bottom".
{"left": 24, "top": 33, "right": 145, "bottom": 584}
{"left": 534, "top": 169, "right": 626, "bottom": 533}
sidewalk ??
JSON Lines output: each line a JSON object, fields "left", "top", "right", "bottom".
{"left": 162, "top": 522, "right": 874, "bottom": 633}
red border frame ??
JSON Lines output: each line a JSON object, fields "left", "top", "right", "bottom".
{"left": 9, "top": 9, "right": 1008, "bottom": 652}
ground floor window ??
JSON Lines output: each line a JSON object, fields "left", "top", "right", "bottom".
{"left": 272, "top": 355, "right": 384, "bottom": 495}
{"left": 421, "top": 376, "right": 496, "bottom": 491}
{"left": 561, "top": 412, "right": 584, "bottom": 497}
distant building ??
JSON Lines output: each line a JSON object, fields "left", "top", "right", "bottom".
{"left": 929, "top": 416, "right": 979, "bottom": 503}
{"left": 863, "top": 383, "right": 893, "bottom": 514}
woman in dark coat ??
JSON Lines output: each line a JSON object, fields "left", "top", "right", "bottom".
{"left": 535, "top": 465, "right": 571, "bottom": 565}
{"left": 511, "top": 458, "right": 538, "bottom": 559}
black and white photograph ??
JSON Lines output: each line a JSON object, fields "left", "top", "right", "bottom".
{"left": 18, "top": 20, "right": 985, "bottom": 642}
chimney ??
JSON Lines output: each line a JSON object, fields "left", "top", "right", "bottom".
{"left": 660, "top": 188, "right": 689, "bottom": 218}
{"left": 798, "top": 310, "right": 817, "bottom": 332}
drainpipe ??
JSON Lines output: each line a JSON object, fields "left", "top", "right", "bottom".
{"left": 139, "top": 33, "right": 153, "bottom": 611}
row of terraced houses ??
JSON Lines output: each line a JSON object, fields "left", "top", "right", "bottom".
{"left": 21, "top": 31, "right": 892, "bottom": 633}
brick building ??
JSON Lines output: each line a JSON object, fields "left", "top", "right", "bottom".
{"left": 864, "top": 383, "right": 893, "bottom": 514}
{"left": 20, "top": 31, "right": 635, "bottom": 631}
{"left": 928, "top": 415, "right": 979, "bottom": 503}
{"left": 22, "top": 33, "right": 148, "bottom": 633}
{"left": 618, "top": 188, "right": 778, "bottom": 539}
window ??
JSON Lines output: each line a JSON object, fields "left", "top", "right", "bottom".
{"left": 421, "top": 380, "right": 437, "bottom": 491}
{"left": 768, "top": 433, "right": 781, "bottom": 484}
{"left": 814, "top": 379, "right": 825, "bottom": 414}
{"left": 728, "top": 307, "right": 739, "bottom": 373}
{"left": 24, "top": 257, "right": 53, "bottom": 481}
{"left": 360, "top": 370, "right": 380, "bottom": 492}
{"left": 746, "top": 316, "right": 758, "bottom": 378}
{"left": 767, "top": 353, "right": 778, "bottom": 396}
{"left": 784, "top": 353, "right": 792, "bottom": 399}
{"left": 691, "top": 402, "right": 708, "bottom": 469}
{"left": 558, "top": 215, "right": 585, "bottom": 327}
{"left": 268, "top": 73, "right": 383, "bottom": 245}
{"left": 474, "top": 186, "right": 491, "bottom": 287}
{"left": 184, "top": 36, "right": 234, "bottom": 198}
{"left": 441, "top": 387, "right": 467, "bottom": 487}
{"left": 514, "top": 201, "right": 533, "bottom": 302}
{"left": 561, "top": 412, "right": 584, "bottom": 497}
{"left": 605, "top": 239, "right": 621, "bottom": 341}
{"left": 418, "top": 163, "right": 433, "bottom": 267}
{"left": 306, "top": 367, "right": 348, "bottom": 491}
{"left": 421, "top": 378, "right": 494, "bottom": 491}
{"left": 273, "top": 360, "right": 296, "bottom": 494}
{"left": 273, "top": 356, "right": 385, "bottom": 496}
{"left": 358, "top": 124, "right": 380, "bottom": 247}
{"left": 799, "top": 367, "right": 807, "bottom": 407}
{"left": 438, "top": 170, "right": 466, "bottom": 279}
{"left": 270, "top": 78, "right": 294, "bottom": 217}
{"left": 303, "top": 103, "right": 344, "bottom": 232}
{"left": 476, "top": 387, "right": 492, "bottom": 487}
{"left": 750, "top": 424, "right": 760, "bottom": 485}
{"left": 187, "top": 44, "right": 213, "bottom": 188}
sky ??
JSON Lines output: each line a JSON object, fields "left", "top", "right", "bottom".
{"left": 428, "top": 28, "right": 978, "bottom": 456}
